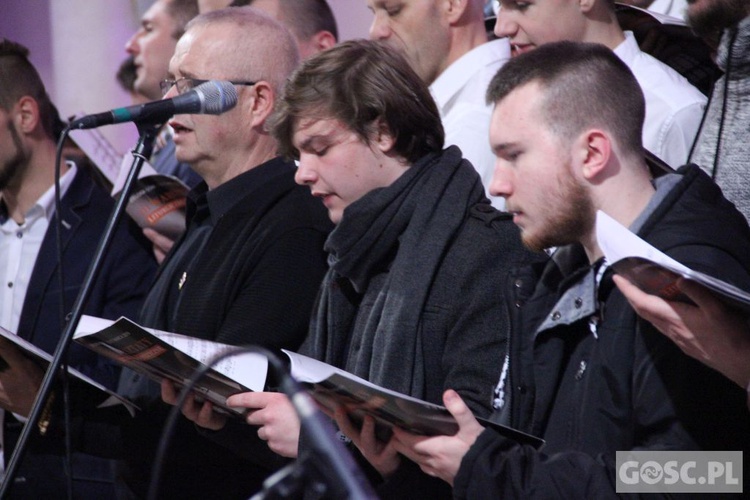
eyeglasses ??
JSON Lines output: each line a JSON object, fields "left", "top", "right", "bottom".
{"left": 159, "top": 77, "right": 257, "bottom": 97}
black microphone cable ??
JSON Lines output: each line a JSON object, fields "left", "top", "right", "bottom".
{"left": 53, "top": 123, "right": 75, "bottom": 500}
{"left": 148, "top": 345, "right": 378, "bottom": 500}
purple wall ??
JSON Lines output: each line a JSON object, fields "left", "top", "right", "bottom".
{"left": 0, "top": 0, "right": 372, "bottom": 152}
{"left": 1, "top": 0, "right": 55, "bottom": 97}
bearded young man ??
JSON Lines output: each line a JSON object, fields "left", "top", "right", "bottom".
{"left": 388, "top": 41, "right": 750, "bottom": 498}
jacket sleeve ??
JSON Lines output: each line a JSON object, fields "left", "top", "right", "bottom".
{"left": 16, "top": 217, "right": 157, "bottom": 457}
{"left": 452, "top": 233, "right": 750, "bottom": 498}
{"left": 433, "top": 217, "right": 541, "bottom": 417}
{"left": 454, "top": 429, "right": 619, "bottom": 500}
{"left": 376, "top": 218, "right": 544, "bottom": 499}
{"left": 453, "top": 295, "right": 750, "bottom": 499}
{"left": 196, "top": 418, "right": 291, "bottom": 470}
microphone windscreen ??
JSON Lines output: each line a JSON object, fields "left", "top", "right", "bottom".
{"left": 195, "top": 81, "right": 238, "bottom": 115}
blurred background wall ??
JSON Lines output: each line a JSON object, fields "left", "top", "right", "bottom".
{"left": 0, "top": 0, "right": 373, "bottom": 152}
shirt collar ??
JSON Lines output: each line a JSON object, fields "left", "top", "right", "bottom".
{"left": 612, "top": 31, "right": 639, "bottom": 67}
{"left": 187, "top": 156, "right": 296, "bottom": 225}
{"left": 0, "top": 162, "right": 77, "bottom": 225}
{"left": 429, "top": 38, "right": 511, "bottom": 109}
{"left": 536, "top": 172, "right": 683, "bottom": 337}
{"left": 36, "top": 162, "right": 78, "bottom": 220}
{"left": 629, "top": 173, "right": 681, "bottom": 234}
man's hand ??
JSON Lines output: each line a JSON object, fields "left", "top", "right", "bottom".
{"left": 614, "top": 275, "right": 750, "bottom": 388}
{"left": 143, "top": 228, "right": 175, "bottom": 264}
{"left": 226, "top": 392, "right": 300, "bottom": 457}
{"left": 160, "top": 379, "right": 227, "bottom": 430}
{"left": 0, "top": 337, "right": 44, "bottom": 416}
{"left": 334, "top": 408, "right": 401, "bottom": 478}
{"left": 391, "top": 390, "right": 484, "bottom": 486}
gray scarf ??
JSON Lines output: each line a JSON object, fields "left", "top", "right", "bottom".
{"left": 300, "top": 146, "right": 486, "bottom": 397}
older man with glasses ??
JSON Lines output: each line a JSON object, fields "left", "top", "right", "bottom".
{"left": 158, "top": 77, "right": 257, "bottom": 96}
{"left": 114, "top": 7, "right": 332, "bottom": 499}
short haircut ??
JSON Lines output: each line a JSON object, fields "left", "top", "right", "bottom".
{"left": 165, "top": 0, "right": 200, "bottom": 39}
{"left": 0, "top": 39, "right": 55, "bottom": 140}
{"left": 234, "top": 0, "right": 338, "bottom": 41}
{"left": 487, "top": 41, "right": 644, "bottom": 158}
{"left": 186, "top": 6, "right": 299, "bottom": 94}
{"left": 270, "top": 39, "right": 444, "bottom": 164}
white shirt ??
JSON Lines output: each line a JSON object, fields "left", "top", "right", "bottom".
{"left": 430, "top": 38, "right": 510, "bottom": 209}
{"left": 647, "top": 0, "right": 688, "bottom": 21}
{"left": 614, "top": 32, "right": 707, "bottom": 168}
{"left": 0, "top": 164, "right": 76, "bottom": 471}
{"left": 0, "top": 165, "right": 77, "bottom": 334}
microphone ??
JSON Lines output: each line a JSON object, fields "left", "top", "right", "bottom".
{"left": 70, "top": 80, "right": 238, "bottom": 130}
{"left": 147, "top": 344, "right": 377, "bottom": 500}
{"left": 278, "top": 371, "right": 377, "bottom": 499}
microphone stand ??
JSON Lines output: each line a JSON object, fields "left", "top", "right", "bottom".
{"left": 0, "top": 122, "right": 161, "bottom": 497}
{"left": 149, "top": 346, "right": 378, "bottom": 500}
{"left": 249, "top": 350, "right": 378, "bottom": 499}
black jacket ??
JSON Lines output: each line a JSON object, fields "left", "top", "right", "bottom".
{"left": 5, "top": 167, "right": 157, "bottom": 499}
{"left": 298, "top": 148, "right": 543, "bottom": 499}
{"left": 455, "top": 165, "right": 750, "bottom": 499}
{"left": 117, "top": 158, "right": 332, "bottom": 499}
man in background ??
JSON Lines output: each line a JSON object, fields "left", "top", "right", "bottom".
{"left": 239, "top": 0, "right": 338, "bottom": 59}
{"left": 367, "top": 0, "right": 509, "bottom": 208}
{"left": 125, "top": 0, "right": 202, "bottom": 187}
{"left": 494, "top": 0, "right": 706, "bottom": 168}
{"left": 0, "top": 38, "right": 156, "bottom": 499}
{"left": 199, "top": 0, "right": 338, "bottom": 60}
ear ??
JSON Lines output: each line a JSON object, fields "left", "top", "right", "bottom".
{"left": 578, "top": 0, "right": 596, "bottom": 14}
{"left": 578, "top": 129, "right": 610, "bottom": 181}
{"left": 243, "top": 81, "right": 276, "bottom": 128}
{"left": 14, "top": 96, "right": 41, "bottom": 135}
{"left": 374, "top": 119, "right": 397, "bottom": 154}
{"left": 310, "top": 30, "right": 336, "bottom": 53}
{"left": 445, "top": 0, "right": 469, "bottom": 24}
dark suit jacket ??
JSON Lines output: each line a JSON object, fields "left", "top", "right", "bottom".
{"left": 5, "top": 167, "right": 157, "bottom": 499}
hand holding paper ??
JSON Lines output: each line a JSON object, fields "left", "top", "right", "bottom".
{"left": 596, "top": 210, "right": 750, "bottom": 311}
{"left": 0, "top": 335, "right": 44, "bottom": 416}
{"left": 391, "top": 390, "right": 485, "bottom": 486}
